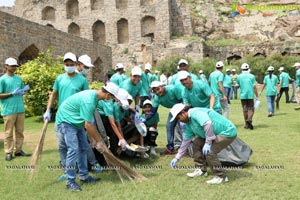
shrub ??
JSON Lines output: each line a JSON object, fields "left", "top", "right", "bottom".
{"left": 89, "top": 81, "right": 104, "bottom": 89}
{"left": 16, "top": 49, "right": 64, "bottom": 116}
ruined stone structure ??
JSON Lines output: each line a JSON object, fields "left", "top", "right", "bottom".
{"left": 0, "top": 11, "right": 111, "bottom": 82}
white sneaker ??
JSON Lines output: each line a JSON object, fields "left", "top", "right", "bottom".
{"left": 150, "top": 147, "right": 157, "bottom": 156}
{"left": 186, "top": 169, "right": 208, "bottom": 178}
{"left": 206, "top": 176, "right": 228, "bottom": 184}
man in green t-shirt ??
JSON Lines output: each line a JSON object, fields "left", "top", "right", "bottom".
{"left": 236, "top": 63, "right": 258, "bottom": 129}
{"left": 169, "top": 103, "right": 237, "bottom": 185}
{"left": 55, "top": 83, "right": 120, "bottom": 191}
{"left": 293, "top": 62, "right": 300, "bottom": 110}
{"left": 110, "top": 63, "right": 128, "bottom": 86}
{"left": 277, "top": 67, "right": 293, "bottom": 104}
{"left": 0, "top": 58, "right": 31, "bottom": 161}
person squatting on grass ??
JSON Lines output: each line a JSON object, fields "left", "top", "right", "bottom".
{"left": 260, "top": 66, "right": 279, "bottom": 117}
{"left": 236, "top": 63, "right": 258, "bottom": 130}
{"left": 0, "top": 57, "right": 31, "bottom": 161}
{"left": 54, "top": 82, "right": 120, "bottom": 191}
{"left": 170, "top": 103, "right": 237, "bottom": 185}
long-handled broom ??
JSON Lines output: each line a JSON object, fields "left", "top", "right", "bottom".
{"left": 29, "top": 118, "right": 49, "bottom": 180}
{"left": 93, "top": 111, "right": 147, "bottom": 183}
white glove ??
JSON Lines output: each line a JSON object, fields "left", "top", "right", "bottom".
{"left": 95, "top": 141, "right": 106, "bottom": 153}
{"left": 43, "top": 109, "right": 51, "bottom": 121}
{"left": 118, "top": 139, "right": 128, "bottom": 151}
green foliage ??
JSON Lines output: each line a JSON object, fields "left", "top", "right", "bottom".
{"left": 205, "top": 38, "right": 250, "bottom": 46}
{"left": 230, "top": 54, "right": 299, "bottom": 83}
{"left": 89, "top": 81, "right": 104, "bottom": 89}
{"left": 155, "top": 56, "right": 192, "bottom": 76}
{"left": 16, "top": 49, "right": 64, "bottom": 116}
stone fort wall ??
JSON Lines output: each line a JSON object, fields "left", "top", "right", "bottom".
{"left": 0, "top": 11, "right": 112, "bottom": 82}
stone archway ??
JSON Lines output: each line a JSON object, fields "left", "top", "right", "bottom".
{"left": 116, "top": 0, "right": 128, "bottom": 10}
{"left": 92, "top": 20, "right": 106, "bottom": 44}
{"left": 68, "top": 22, "right": 80, "bottom": 36}
{"left": 117, "top": 18, "right": 129, "bottom": 44}
{"left": 90, "top": 0, "right": 104, "bottom": 10}
{"left": 18, "top": 44, "right": 39, "bottom": 65}
{"left": 141, "top": 16, "right": 155, "bottom": 40}
{"left": 93, "top": 57, "right": 104, "bottom": 81}
{"left": 66, "top": 0, "right": 79, "bottom": 19}
{"left": 42, "top": 6, "right": 55, "bottom": 21}
{"left": 227, "top": 54, "right": 241, "bottom": 64}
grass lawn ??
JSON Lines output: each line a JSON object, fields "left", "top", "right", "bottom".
{"left": 0, "top": 95, "right": 299, "bottom": 200}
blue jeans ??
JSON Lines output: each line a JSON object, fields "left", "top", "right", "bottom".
{"left": 231, "top": 86, "right": 238, "bottom": 99}
{"left": 266, "top": 96, "right": 275, "bottom": 114}
{"left": 224, "top": 87, "right": 231, "bottom": 104}
{"left": 56, "top": 123, "right": 89, "bottom": 184}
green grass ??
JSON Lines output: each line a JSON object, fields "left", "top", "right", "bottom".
{"left": 0, "top": 95, "right": 300, "bottom": 199}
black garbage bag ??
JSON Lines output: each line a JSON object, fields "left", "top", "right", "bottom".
{"left": 217, "top": 137, "right": 253, "bottom": 166}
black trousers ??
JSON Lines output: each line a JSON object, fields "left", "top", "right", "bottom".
{"left": 277, "top": 87, "right": 289, "bottom": 103}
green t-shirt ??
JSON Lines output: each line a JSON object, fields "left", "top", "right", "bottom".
{"left": 182, "top": 80, "right": 213, "bottom": 109}
{"left": 152, "top": 85, "right": 182, "bottom": 108}
{"left": 55, "top": 90, "right": 98, "bottom": 128}
{"left": 0, "top": 74, "right": 25, "bottom": 116}
{"left": 97, "top": 100, "right": 114, "bottom": 124}
{"left": 296, "top": 69, "right": 300, "bottom": 87}
{"left": 236, "top": 72, "right": 257, "bottom": 99}
{"left": 53, "top": 73, "right": 89, "bottom": 106}
{"left": 223, "top": 74, "right": 233, "bottom": 88}
{"left": 209, "top": 70, "right": 224, "bottom": 97}
{"left": 279, "top": 72, "right": 291, "bottom": 88}
{"left": 120, "top": 78, "right": 142, "bottom": 99}
{"left": 141, "top": 113, "right": 159, "bottom": 127}
{"left": 184, "top": 108, "right": 237, "bottom": 140}
{"left": 140, "top": 72, "right": 153, "bottom": 97}
{"left": 199, "top": 74, "right": 207, "bottom": 82}
{"left": 113, "top": 103, "right": 126, "bottom": 123}
{"left": 263, "top": 74, "right": 279, "bottom": 96}
{"left": 110, "top": 73, "right": 128, "bottom": 86}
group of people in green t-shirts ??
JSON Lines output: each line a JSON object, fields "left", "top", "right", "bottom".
{"left": 1, "top": 54, "right": 299, "bottom": 191}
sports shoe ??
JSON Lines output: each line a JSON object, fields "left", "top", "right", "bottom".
{"left": 91, "top": 163, "right": 102, "bottom": 174}
{"left": 5, "top": 153, "right": 13, "bottom": 161}
{"left": 294, "top": 106, "right": 300, "bottom": 110}
{"left": 136, "top": 152, "right": 150, "bottom": 159}
{"left": 66, "top": 182, "right": 81, "bottom": 191}
{"left": 57, "top": 174, "right": 66, "bottom": 182}
{"left": 206, "top": 176, "right": 228, "bottom": 184}
{"left": 246, "top": 120, "right": 253, "bottom": 130}
{"left": 15, "top": 150, "right": 31, "bottom": 157}
{"left": 160, "top": 148, "right": 176, "bottom": 155}
{"left": 149, "top": 147, "right": 157, "bottom": 156}
{"left": 186, "top": 169, "right": 208, "bottom": 178}
{"left": 80, "top": 176, "right": 100, "bottom": 184}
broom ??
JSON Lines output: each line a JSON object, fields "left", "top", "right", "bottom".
{"left": 93, "top": 111, "right": 147, "bottom": 183}
{"left": 276, "top": 94, "right": 280, "bottom": 110}
{"left": 29, "top": 118, "right": 49, "bottom": 180}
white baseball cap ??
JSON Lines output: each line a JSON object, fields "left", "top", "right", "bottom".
{"left": 103, "top": 82, "right": 119, "bottom": 98}
{"left": 5, "top": 57, "right": 19, "bottom": 66}
{"left": 267, "top": 66, "right": 274, "bottom": 71}
{"left": 155, "top": 70, "right": 160, "bottom": 74}
{"left": 131, "top": 66, "right": 142, "bottom": 76}
{"left": 231, "top": 69, "right": 236, "bottom": 72}
{"left": 170, "top": 103, "right": 186, "bottom": 122}
{"left": 278, "top": 67, "right": 284, "bottom": 71}
{"left": 178, "top": 70, "right": 190, "bottom": 80}
{"left": 226, "top": 69, "right": 231, "bottom": 72}
{"left": 293, "top": 62, "right": 300, "bottom": 67}
{"left": 115, "top": 63, "right": 124, "bottom": 70}
{"left": 127, "top": 94, "right": 133, "bottom": 101}
{"left": 199, "top": 70, "right": 203, "bottom": 74}
{"left": 151, "top": 81, "right": 164, "bottom": 88}
{"left": 145, "top": 63, "right": 152, "bottom": 71}
{"left": 178, "top": 59, "right": 188, "bottom": 66}
{"left": 241, "top": 63, "right": 249, "bottom": 70}
{"left": 216, "top": 61, "right": 224, "bottom": 68}
{"left": 116, "top": 88, "right": 129, "bottom": 107}
{"left": 63, "top": 52, "right": 77, "bottom": 62}
{"left": 143, "top": 99, "right": 152, "bottom": 107}
{"left": 78, "top": 55, "right": 94, "bottom": 67}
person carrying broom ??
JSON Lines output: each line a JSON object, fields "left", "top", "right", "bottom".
{"left": 54, "top": 82, "right": 120, "bottom": 191}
